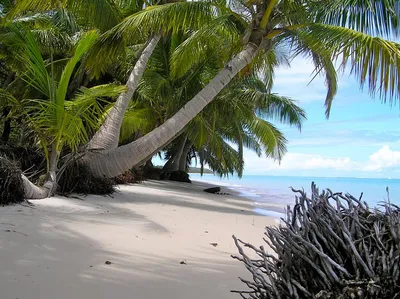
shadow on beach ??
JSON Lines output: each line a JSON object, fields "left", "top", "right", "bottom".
{"left": 0, "top": 181, "right": 263, "bottom": 299}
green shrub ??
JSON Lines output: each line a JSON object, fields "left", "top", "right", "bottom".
{"left": 233, "top": 183, "right": 400, "bottom": 299}
{"left": 0, "top": 157, "right": 24, "bottom": 205}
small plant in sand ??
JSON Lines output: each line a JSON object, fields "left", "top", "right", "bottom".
{"left": 233, "top": 183, "right": 400, "bottom": 299}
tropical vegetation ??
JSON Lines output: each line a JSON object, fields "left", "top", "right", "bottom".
{"left": 0, "top": 0, "right": 399, "bottom": 200}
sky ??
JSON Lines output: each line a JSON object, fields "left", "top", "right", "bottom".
{"left": 154, "top": 57, "right": 400, "bottom": 179}
{"left": 242, "top": 58, "right": 400, "bottom": 178}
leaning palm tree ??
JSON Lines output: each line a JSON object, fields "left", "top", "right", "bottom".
{"left": 8, "top": 0, "right": 161, "bottom": 151}
{"left": 9, "top": 0, "right": 217, "bottom": 151}
{"left": 84, "top": 0, "right": 400, "bottom": 178}
{"left": 1, "top": 24, "right": 124, "bottom": 198}
{"left": 186, "top": 75, "right": 306, "bottom": 177}
{"left": 121, "top": 36, "right": 305, "bottom": 177}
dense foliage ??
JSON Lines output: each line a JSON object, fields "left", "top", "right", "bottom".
{"left": 0, "top": 156, "right": 24, "bottom": 205}
{"left": 0, "top": 0, "right": 399, "bottom": 199}
{"left": 233, "top": 184, "right": 400, "bottom": 298}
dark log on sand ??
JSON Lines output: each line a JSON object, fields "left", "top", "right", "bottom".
{"left": 204, "top": 187, "right": 221, "bottom": 194}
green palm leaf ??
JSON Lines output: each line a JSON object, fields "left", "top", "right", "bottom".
{"left": 294, "top": 23, "right": 400, "bottom": 116}
{"left": 247, "top": 117, "right": 287, "bottom": 161}
{"left": 320, "top": 0, "right": 400, "bottom": 38}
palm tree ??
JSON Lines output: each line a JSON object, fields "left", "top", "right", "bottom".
{"left": 9, "top": 0, "right": 215, "bottom": 151}
{"left": 7, "top": 0, "right": 159, "bottom": 151}
{"left": 1, "top": 24, "right": 124, "bottom": 198}
{"left": 84, "top": 0, "right": 400, "bottom": 178}
{"left": 164, "top": 75, "right": 305, "bottom": 177}
{"left": 113, "top": 35, "right": 304, "bottom": 177}
{"left": 0, "top": 9, "right": 79, "bottom": 142}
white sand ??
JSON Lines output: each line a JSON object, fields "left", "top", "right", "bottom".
{"left": 0, "top": 180, "right": 278, "bottom": 299}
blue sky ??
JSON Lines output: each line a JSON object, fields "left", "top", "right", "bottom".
{"left": 242, "top": 58, "right": 400, "bottom": 178}
{"left": 155, "top": 57, "right": 400, "bottom": 179}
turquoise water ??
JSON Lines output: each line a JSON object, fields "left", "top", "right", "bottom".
{"left": 190, "top": 174, "right": 400, "bottom": 215}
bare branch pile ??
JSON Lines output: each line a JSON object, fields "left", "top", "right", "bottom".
{"left": 233, "top": 183, "right": 400, "bottom": 299}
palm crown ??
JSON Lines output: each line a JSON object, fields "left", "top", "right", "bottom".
{"left": 111, "top": 0, "right": 400, "bottom": 117}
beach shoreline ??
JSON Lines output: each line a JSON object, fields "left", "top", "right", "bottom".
{"left": 0, "top": 180, "right": 275, "bottom": 299}
{"left": 191, "top": 177, "right": 287, "bottom": 218}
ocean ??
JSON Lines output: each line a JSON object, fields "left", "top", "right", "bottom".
{"left": 189, "top": 174, "right": 400, "bottom": 218}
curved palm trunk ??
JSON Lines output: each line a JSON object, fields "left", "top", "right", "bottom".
{"left": 163, "top": 135, "right": 187, "bottom": 172}
{"left": 87, "top": 43, "right": 258, "bottom": 178}
{"left": 21, "top": 175, "right": 56, "bottom": 199}
{"left": 87, "top": 34, "right": 161, "bottom": 150}
{"left": 179, "top": 142, "right": 192, "bottom": 172}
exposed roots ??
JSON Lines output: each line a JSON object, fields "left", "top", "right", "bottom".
{"left": 233, "top": 182, "right": 400, "bottom": 299}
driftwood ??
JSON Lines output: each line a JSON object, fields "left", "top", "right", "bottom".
{"left": 232, "top": 183, "right": 400, "bottom": 299}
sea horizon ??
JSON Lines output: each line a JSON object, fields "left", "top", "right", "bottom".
{"left": 190, "top": 173, "right": 400, "bottom": 217}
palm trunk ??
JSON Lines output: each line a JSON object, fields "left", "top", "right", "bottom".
{"left": 163, "top": 135, "right": 187, "bottom": 172}
{"left": 87, "top": 43, "right": 258, "bottom": 178}
{"left": 48, "top": 143, "right": 59, "bottom": 183}
{"left": 22, "top": 143, "right": 59, "bottom": 199}
{"left": 21, "top": 175, "right": 56, "bottom": 199}
{"left": 179, "top": 142, "right": 192, "bottom": 172}
{"left": 87, "top": 35, "right": 161, "bottom": 150}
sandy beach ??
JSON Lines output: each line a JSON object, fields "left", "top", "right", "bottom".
{"left": 0, "top": 180, "right": 278, "bottom": 299}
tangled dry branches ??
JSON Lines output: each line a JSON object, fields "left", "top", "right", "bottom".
{"left": 233, "top": 183, "right": 400, "bottom": 299}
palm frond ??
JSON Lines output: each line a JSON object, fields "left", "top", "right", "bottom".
{"left": 0, "top": 88, "right": 19, "bottom": 108}
{"left": 9, "top": 0, "right": 122, "bottom": 32}
{"left": 115, "top": 2, "right": 218, "bottom": 38}
{"left": 120, "top": 106, "right": 159, "bottom": 142}
{"left": 10, "top": 24, "right": 51, "bottom": 98}
{"left": 320, "top": 0, "right": 400, "bottom": 38}
{"left": 294, "top": 23, "right": 400, "bottom": 116}
{"left": 56, "top": 30, "right": 99, "bottom": 111}
{"left": 257, "top": 94, "right": 306, "bottom": 130}
{"left": 170, "top": 14, "right": 243, "bottom": 78}
{"left": 246, "top": 117, "right": 287, "bottom": 160}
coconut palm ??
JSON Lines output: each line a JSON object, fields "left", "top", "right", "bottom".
{"left": 84, "top": 0, "right": 400, "bottom": 178}
{"left": 9, "top": 0, "right": 212, "bottom": 151}
{"left": 85, "top": 1, "right": 221, "bottom": 150}
{"left": 114, "top": 35, "right": 304, "bottom": 177}
{"left": 0, "top": 9, "right": 80, "bottom": 143}
{"left": 164, "top": 74, "right": 306, "bottom": 177}
{"left": 6, "top": 0, "right": 159, "bottom": 151}
{"left": 1, "top": 24, "right": 124, "bottom": 198}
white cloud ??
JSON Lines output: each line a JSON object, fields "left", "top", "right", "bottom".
{"left": 364, "top": 146, "right": 400, "bottom": 171}
{"left": 244, "top": 145, "right": 400, "bottom": 176}
{"left": 244, "top": 151, "right": 353, "bottom": 174}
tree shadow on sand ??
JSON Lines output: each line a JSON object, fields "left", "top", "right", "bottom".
{"left": 0, "top": 200, "right": 252, "bottom": 299}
